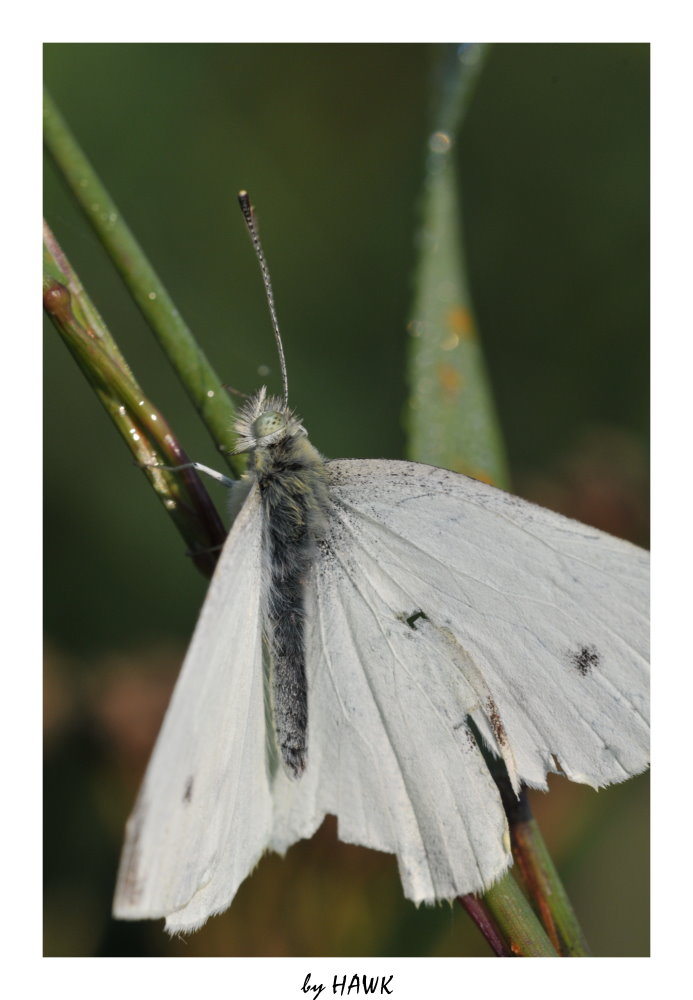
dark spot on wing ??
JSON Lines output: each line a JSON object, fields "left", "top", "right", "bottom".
{"left": 569, "top": 644, "right": 600, "bottom": 676}
{"left": 486, "top": 697, "right": 508, "bottom": 747}
{"left": 183, "top": 776, "right": 194, "bottom": 803}
{"left": 402, "top": 609, "right": 429, "bottom": 630}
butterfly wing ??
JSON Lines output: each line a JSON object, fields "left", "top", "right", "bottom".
{"left": 115, "top": 456, "right": 650, "bottom": 924}
{"left": 269, "top": 458, "right": 649, "bottom": 903}
{"left": 113, "top": 485, "right": 273, "bottom": 933}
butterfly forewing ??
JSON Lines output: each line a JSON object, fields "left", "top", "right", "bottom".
{"left": 113, "top": 486, "right": 273, "bottom": 933}
{"left": 321, "top": 460, "right": 649, "bottom": 793}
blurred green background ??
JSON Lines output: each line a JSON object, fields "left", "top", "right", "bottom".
{"left": 43, "top": 43, "right": 649, "bottom": 957}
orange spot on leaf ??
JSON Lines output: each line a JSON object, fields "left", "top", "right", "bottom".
{"left": 447, "top": 305, "right": 474, "bottom": 339}
{"left": 437, "top": 363, "right": 462, "bottom": 399}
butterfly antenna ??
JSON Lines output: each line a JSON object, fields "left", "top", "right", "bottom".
{"left": 238, "top": 190, "right": 289, "bottom": 407}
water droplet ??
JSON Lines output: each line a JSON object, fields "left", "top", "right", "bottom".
{"left": 428, "top": 130, "right": 453, "bottom": 154}
{"left": 441, "top": 332, "right": 460, "bottom": 351}
{"left": 206, "top": 389, "right": 215, "bottom": 398}
{"left": 407, "top": 320, "right": 425, "bottom": 338}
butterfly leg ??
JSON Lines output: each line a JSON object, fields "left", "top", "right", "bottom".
{"left": 140, "top": 459, "right": 235, "bottom": 489}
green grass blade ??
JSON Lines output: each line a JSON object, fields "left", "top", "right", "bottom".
{"left": 407, "top": 45, "right": 509, "bottom": 489}
{"left": 408, "top": 45, "right": 587, "bottom": 956}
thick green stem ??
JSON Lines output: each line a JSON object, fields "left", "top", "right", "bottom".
{"left": 43, "top": 224, "right": 226, "bottom": 578}
{"left": 511, "top": 812, "right": 591, "bottom": 956}
{"left": 482, "top": 873, "right": 559, "bottom": 957}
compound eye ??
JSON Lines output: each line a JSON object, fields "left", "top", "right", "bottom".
{"left": 252, "top": 410, "right": 286, "bottom": 439}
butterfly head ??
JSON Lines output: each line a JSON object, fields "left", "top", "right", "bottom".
{"left": 234, "top": 386, "right": 308, "bottom": 454}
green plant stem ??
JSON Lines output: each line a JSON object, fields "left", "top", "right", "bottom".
{"left": 482, "top": 873, "right": 559, "bottom": 957}
{"left": 43, "top": 223, "right": 226, "bottom": 579}
{"left": 43, "top": 87, "right": 240, "bottom": 472}
{"left": 511, "top": 810, "right": 591, "bottom": 956}
{"left": 485, "top": 752, "right": 590, "bottom": 955}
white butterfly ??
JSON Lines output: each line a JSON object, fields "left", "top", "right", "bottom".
{"left": 113, "top": 195, "right": 649, "bottom": 935}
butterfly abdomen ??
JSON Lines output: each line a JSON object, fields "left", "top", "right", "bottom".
{"left": 255, "top": 434, "right": 329, "bottom": 777}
